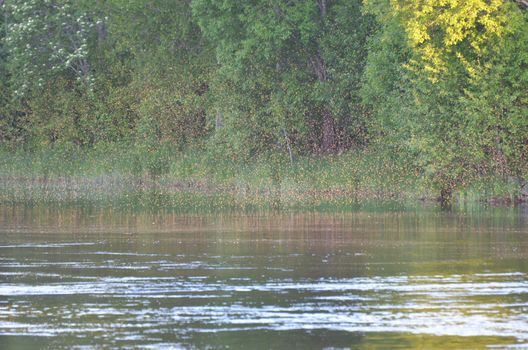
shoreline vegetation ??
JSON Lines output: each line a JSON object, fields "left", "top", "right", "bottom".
{"left": 1, "top": 1, "right": 527, "bottom": 208}
{"left": 1, "top": 144, "right": 526, "bottom": 210}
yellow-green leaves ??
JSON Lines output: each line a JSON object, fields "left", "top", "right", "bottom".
{"left": 388, "top": 0, "right": 510, "bottom": 79}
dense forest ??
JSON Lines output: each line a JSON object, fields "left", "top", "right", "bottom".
{"left": 0, "top": 0, "right": 527, "bottom": 202}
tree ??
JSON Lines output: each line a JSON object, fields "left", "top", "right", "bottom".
{"left": 3, "top": 0, "right": 97, "bottom": 96}
{"left": 103, "top": 0, "right": 214, "bottom": 148}
{"left": 381, "top": 0, "right": 514, "bottom": 81}
{"left": 193, "top": 0, "right": 374, "bottom": 158}
{"left": 0, "top": 1, "right": 13, "bottom": 143}
{"left": 362, "top": 0, "right": 528, "bottom": 200}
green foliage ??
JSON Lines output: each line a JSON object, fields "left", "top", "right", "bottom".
{"left": 102, "top": 0, "right": 213, "bottom": 148}
{"left": 0, "top": 6, "right": 9, "bottom": 141}
{"left": 0, "top": 143, "right": 420, "bottom": 207}
{"left": 0, "top": 0, "right": 526, "bottom": 202}
{"left": 3, "top": 0, "right": 97, "bottom": 97}
{"left": 387, "top": 0, "right": 509, "bottom": 79}
{"left": 193, "top": 0, "right": 375, "bottom": 157}
{"left": 460, "top": 8, "right": 528, "bottom": 178}
{"left": 362, "top": 0, "right": 528, "bottom": 200}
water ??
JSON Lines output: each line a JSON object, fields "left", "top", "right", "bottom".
{"left": 1, "top": 205, "right": 528, "bottom": 349}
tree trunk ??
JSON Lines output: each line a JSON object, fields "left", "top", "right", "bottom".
{"left": 215, "top": 112, "right": 223, "bottom": 131}
{"left": 318, "top": 0, "right": 327, "bottom": 18}
{"left": 439, "top": 187, "right": 452, "bottom": 204}
{"left": 79, "top": 58, "right": 90, "bottom": 77}
{"left": 96, "top": 21, "right": 108, "bottom": 41}
{"left": 310, "top": 1, "right": 336, "bottom": 152}
{"left": 321, "top": 109, "right": 336, "bottom": 152}
{"left": 514, "top": 0, "right": 528, "bottom": 9}
{"left": 310, "top": 52, "right": 336, "bottom": 152}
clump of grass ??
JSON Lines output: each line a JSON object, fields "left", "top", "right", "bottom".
{"left": 0, "top": 143, "right": 524, "bottom": 210}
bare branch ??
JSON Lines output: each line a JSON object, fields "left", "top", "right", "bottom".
{"left": 318, "top": 0, "right": 327, "bottom": 18}
{"left": 514, "top": 0, "right": 528, "bottom": 8}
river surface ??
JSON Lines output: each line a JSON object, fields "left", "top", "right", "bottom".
{"left": 1, "top": 205, "right": 528, "bottom": 349}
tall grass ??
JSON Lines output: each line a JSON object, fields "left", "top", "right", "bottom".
{"left": 0, "top": 142, "right": 522, "bottom": 209}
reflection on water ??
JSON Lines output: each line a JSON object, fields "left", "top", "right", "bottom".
{"left": 0, "top": 205, "right": 528, "bottom": 349}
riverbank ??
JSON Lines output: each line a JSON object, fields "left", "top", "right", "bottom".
{"left": 0, "top": 144, "right": 524, "bottom": 210}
